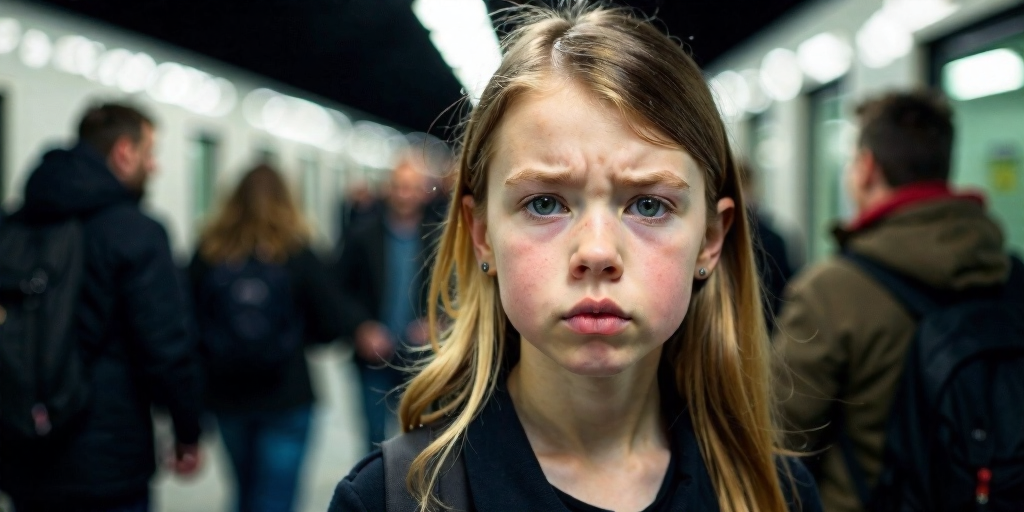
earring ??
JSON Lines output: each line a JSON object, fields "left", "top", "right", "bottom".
{"left": 481, "top": 262, "right": 490, "bottom": 273}
{"left": 698, "top": 267, "right": 707, "bottom": 277}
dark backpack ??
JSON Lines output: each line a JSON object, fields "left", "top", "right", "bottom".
{"left": 842, "top": 253, "right": 1024, "bottom": 512}
{"left": 0, "top": 215, "right": 91, "bottom": 442}
{"left": 197, "top": 257, "right": 303, "bottom": 377}
{"left": 382, "top": 423, "right": 469, "bottom": 512}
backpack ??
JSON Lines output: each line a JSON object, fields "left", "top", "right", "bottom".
{"left": 382, "top": 423, "right": 469, "bottom": 512}
{"left": 0, "top": 215, "right": 91, "bottom": 442}
{"left": 197, "top": 257, "right": 303, "bottom": 377}
{"left": 841, "top": 252, "right": 1024, "bottom": 512}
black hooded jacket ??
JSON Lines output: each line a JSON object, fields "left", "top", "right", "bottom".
{"left": 0, "top": 143, "right": 203, "bottom": 506}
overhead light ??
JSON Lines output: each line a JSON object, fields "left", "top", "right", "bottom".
{"left": 117, "top": 52, "right": 156, "bottom": 93}
{"left": 944, "top": 48, "right": 1024, "bottom": 101}
{"left": 797, "top": 32, "right": 852, "bottom": 83}
{"left": 741, "top": 69, "right": 772, "bottom": 114}
{"left": 96, "top": 48, "right": 131, "bottom": 86}
{"left": 19, "top": 29, "right": 52, "bottom": 69}
{"left": 856, "top": 10, "right": 913, "bottom": 68}
{"left": 53, "top": 35, "right": 103, "bottom": 77}
{"left": 760, "top": 48, "right": 803, "bottom": 102}
{"left": 882, "top": 0, "right": 958, "bottom": 32}
{"left": 709, "top": 70, "right": 749, "bottom": 119}
{"left": 412, "top": 0, "right": 502, "bottom": 104}
{"left": 0, "top": 18, "right": 22, "bottom": 54}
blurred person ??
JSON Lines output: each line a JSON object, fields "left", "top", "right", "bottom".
{"left": 332, "top": 151, "right": 438, "bottom": 454}
{"left": 738, "top": 160, "right": 796, "bottom": 333}
{"left": 330, "top": 5, "right": 821, "bottom": 512}
{"left": 0, "top": 103, "right": 203, "bottom": 512}
{"left": 189, "top": 164, "right": 348, "bottom": 512}
{"left": 336, "top": 178, "right": 382, "bottom": 250}
{"left": 774, "top": 91, "right": 1024, "bottom": 511}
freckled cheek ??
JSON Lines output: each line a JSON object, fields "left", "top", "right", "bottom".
{"left": 494, "top": 232, "right": 563, "bottom": 330}
{"left": 631, "top": 235, "right": 699, "bottom": 332}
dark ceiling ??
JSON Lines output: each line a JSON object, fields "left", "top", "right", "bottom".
{"left": 33, "top": 0, "right": 811, "bottom": 135}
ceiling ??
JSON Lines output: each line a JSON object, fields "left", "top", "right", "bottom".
{"left": 32, "top": 0, "right": 812, "bottom": 135}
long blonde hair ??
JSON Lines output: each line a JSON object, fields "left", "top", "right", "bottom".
{"left": 199, "top": 164, "right": 310, "bottom": 264}
{"left": 399, "top": 4, "right": 787, "bottom": 511}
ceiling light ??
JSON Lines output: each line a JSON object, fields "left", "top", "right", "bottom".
{"left": 0, "top": 18, "right": 23, "bottom": 54}
{"left": 943, "top": 48, "right": 1024, "bottom": 101}
{"left": 741, "top": 69, "right": 772, "bottom": 114}
{"left": 760, "top": 48, "right": 803, "bottom": 102}
{"left": 709, "top": 70, "right": 749, "bottom": 119}
{"left": 19, "top": 29, "right": 52, "bottom": 69}
{"left": 856, "top": 10, "right": 913, "bottom": 68}
{"left": 413, "top": 0, "right": 501, "bottom": 104}
{"left": 882, "top": 0, "right": 959, "bottom": 32}
{"left": 797, "top": 32, "right": 852, "bottom": 83}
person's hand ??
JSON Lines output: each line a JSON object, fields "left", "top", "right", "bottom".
{"left": 405, "top": 317, "right": 430, "bottom": 346}
{"left": 169, "top": 442, "right": 201, "bottom": 477}
{"left": 355, "top": 321, "right": 394, "bottom": 363}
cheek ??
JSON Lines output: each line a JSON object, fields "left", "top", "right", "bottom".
{"left": 631, "top": 226, "right": 702, "bottom": 334}
{"left": 492, "top": 224, "right": 561, "bottom": 332}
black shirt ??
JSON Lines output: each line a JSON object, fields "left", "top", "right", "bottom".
{"left": 553, "top": 451, "right": 677, "bottom": 512}
{"left": 328, "top": 370, "right": 824, "bottom": 512}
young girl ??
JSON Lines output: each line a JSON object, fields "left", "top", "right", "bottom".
{"left": 330, "top": 5, "right": 821, "bottom": 512}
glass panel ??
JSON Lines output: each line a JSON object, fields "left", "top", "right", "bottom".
{"left": 807, "top": 83, "right": 855, "bottom": 263}
{"left": 939, "top": 32, "right": 1024, "bottom": 255}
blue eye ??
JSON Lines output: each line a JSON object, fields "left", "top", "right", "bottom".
{"left": 526, "top": 196, "right": 564, "bottom": 216}
{"left": 629, "top": 197, "right": 666, "bottom": 218}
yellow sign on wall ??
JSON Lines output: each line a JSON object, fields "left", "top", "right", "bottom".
{"left": 989, "top": 144, "right": 1021, "bottom": 193}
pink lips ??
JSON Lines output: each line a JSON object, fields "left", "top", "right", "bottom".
{"left": 562, "top": 298, "right": 631, "bottom": 335}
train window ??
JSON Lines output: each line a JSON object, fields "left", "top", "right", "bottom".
{"left": 932, "top": 7, "right": 1024, "bottom": 255}
{"left": 192, "top": 135, "right": 218, "bottom": 223}
{"left": 806, "top": 81, "right": 855, "bottom": 264}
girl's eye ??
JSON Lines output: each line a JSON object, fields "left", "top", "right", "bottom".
{"left": 526, "top": 195, "right": 564, "bottom": 216}
{"left": 629, "top": 196, "right": 666, "bottom": 218}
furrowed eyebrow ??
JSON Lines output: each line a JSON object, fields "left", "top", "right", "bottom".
{"left": 504, "top": 168, "right": 586, "bottom": 188}
{"left": 614, "top": 170, "right": 690, "bottom": 190}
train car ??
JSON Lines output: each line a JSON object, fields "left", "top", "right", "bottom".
{"left": 706, "top": 0, "right": 1024, "bottom": 264}
{"left": 0, "top": 0, "right": 415, "bottom": 259}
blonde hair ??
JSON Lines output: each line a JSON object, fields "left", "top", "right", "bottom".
{"left": 399, "top": 4, "right": 788, "bottom": 511}
{"left": 199, "top": 164, "right": 310, "bottom": 264}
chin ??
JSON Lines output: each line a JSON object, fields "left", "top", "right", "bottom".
{"left": 557, "top": 342, "right": 638, "bottom": 377}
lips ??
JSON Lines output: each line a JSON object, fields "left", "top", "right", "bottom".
{"left": 562, "top": 298, "right": 631, "bottom": 335}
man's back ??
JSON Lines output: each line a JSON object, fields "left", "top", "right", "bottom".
{"left": 774, "top": 196, "right": 1009, "bottom": 512}
{"left": 0, "top": 143, "right": 202, "bottom": 508}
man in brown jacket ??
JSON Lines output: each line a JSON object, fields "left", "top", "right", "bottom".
{"left": 773, "top": 91, "right": 1012, "bottom": 512}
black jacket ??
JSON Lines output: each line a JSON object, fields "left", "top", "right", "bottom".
{"left": 328, "top": 373, "right": 823, "bottom": 512}
{"left": 189, "top": 246, "right": 349, "bottom": 414}
{"left": 332, "top": 209, "right": 439, "bottom": 342}
{"left": 0, "top": 143, "right": 203, "bottom": 506}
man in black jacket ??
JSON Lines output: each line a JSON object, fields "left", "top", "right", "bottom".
{"left": 334, "top": 152, "right": 440, "bottom": 453}
{"left": 0, "top": 104, "right": 203, "bottom": 512}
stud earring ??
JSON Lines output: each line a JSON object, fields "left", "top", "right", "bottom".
{"left": 698, "top": 267, "right": 707, "bottom": 277}
{"left": 481, "top": 262, "right": 490, "bottom": 273}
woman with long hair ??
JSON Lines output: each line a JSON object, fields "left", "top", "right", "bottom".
{"left": 190, "top": 164, "right": 344, "bottom": 512}
{"left": 329, "top": 4, "right": 821, "bottom": 512}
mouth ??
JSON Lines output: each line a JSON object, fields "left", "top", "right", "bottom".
{"left": 562, "top": 298, "right": 631, "bottom": 336}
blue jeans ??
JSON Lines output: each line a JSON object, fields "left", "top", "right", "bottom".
{"left": 14, "top": 495, "right": 148, "bottom": 512}
{"left": 356, "top": 361, "right": 405, "bottom": 453}
{"left": 217, "top": 405, "right": 313, "bottom": 512}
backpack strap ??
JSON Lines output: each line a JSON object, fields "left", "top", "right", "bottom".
{"left": 842, "top": 252, "right": 939, "bottom": 318}
{"left": 382, "top": 423, "right": 469, "bottom": 512}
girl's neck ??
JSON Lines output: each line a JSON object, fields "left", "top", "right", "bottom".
{"left": 507, "top": 341, "right": 667, "bottom": 462}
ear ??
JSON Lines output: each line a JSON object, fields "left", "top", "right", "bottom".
{"left": 461, "top": 195, "right": 495, "bottom": 274}
{"left": 107, "top": 136, "right": 134, "bottom": 179}
{"left": 695, "top": 197, "right": 735, "bottom": 278}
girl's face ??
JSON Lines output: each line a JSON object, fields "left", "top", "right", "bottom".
{"left": 465, "top": 82, "right": 733, "bottom": 377}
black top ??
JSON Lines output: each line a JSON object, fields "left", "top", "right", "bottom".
{"left": 328, "top": 373, "right": 823, "bottom": 512}
{"left": 189, "top": 246, "right": 350, "bottom": 414}
{"left": 0, "top": 143, "right": 203, "bottom": 506}
{"left": 553, "top": 449, "right": 677, "bottom": 512}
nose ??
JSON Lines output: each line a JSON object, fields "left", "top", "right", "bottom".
{"left": 569, "top": 211, "right": 623, "bottom": 280}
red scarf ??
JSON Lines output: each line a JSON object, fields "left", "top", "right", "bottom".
{"left": 847, "top": 181, "right": 985, "bottom": 232}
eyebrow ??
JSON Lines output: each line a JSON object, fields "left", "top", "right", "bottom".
{"left": 504, "top": 168, "right": 690, "bottom": 191}
{"left": 615, "top": 170, "right": 690, "bottom": 190}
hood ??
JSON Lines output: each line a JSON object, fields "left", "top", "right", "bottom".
{"left": 20, "top": 143, "right": 135, "bottom": 221}
{"left": 836, "top": 198, "right": 1009, "bottom": 291}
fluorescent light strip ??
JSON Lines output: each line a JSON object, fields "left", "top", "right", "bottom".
{"left": 412, "top": 0, "right": 502, "bottom": 104}
{"left": 944, "top": 48, "right": 1024, "bottom": 101}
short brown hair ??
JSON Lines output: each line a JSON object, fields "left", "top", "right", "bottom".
{"left": 77, "top": 103, "right": 154, "bottom": 157}
{"left": 856, "top": 91, "right": 954, "bottom": 187}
